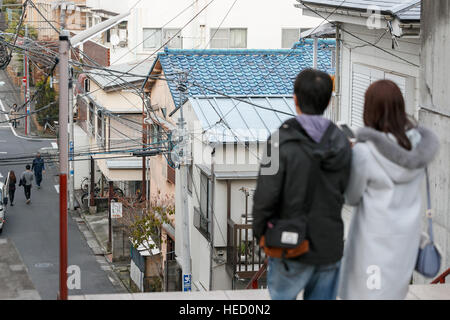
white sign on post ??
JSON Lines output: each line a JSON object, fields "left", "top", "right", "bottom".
{"left": 111, "top": 202, "right": 122, "bottom": 219}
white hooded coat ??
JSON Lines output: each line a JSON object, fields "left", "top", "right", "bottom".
{"left": 338, "top": 126, "right": 440, "bottom": 300}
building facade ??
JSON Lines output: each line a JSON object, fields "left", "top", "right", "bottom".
{"left": 143, "top": 47, "right": 335, "bottom": 290}
{"left": 85, "top": 0, "right": 323, "bottom": 63}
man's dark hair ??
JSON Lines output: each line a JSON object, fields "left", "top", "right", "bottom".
{"left": 294, "top": 68, "right": 333, "bottom": 115}
{"left": 26, "top": 165, "right": 30, "bottom": 170}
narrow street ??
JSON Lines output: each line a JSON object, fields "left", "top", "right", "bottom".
{"left": 0, "top": 72, "right": 126, "bottom": 299}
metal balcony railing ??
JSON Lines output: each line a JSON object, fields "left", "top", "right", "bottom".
{"left": 226, "top": 218, "right": 266, "bottom": 282}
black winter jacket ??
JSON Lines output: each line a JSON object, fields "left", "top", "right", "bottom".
{"left": 252, "top": 118, "right": 352, "bottom": 265}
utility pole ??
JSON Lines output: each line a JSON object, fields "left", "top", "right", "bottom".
{"left": 209, "top": 147, "right": 216, "bottom": 291}
{"left": 24, "top": 24, "right": 30, "bottom": 136}
{"left": 58, "top": 27, "right": 69, "bottom": 301}
{"left": 69, "top": 67, "right": 74, "bottom": 211}
{"left": 57, "top": 1, "right": 70, "bottom": 299}
{"left": 176, "top": 72, "right": 192, "bottom": 292}
{"left": 142, "top": 98, "right": 147, "bottom": 203}
{"left": 108, "top": 181, "right": 113, "bottom": 252}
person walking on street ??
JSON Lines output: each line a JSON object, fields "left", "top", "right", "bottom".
{"left": 252, "top": 69, "right": 352, "bottom": 300}
{"left": 32, "top": 152, "right": 45, "bottom": 189}
{"left": 8, "top": 171, "right": 16, "bottom": 206}
{"left": 20, "top": 165, "right": 34, "bottom": 204}
{"left": 338, "top": 80, "right": 440, "bottom": 300}
{"left": 10, "top": 104, "right": 18, "bottom": 128}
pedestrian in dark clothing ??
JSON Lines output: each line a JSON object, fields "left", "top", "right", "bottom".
{"left": 20, "top": 165, "right": 34, "bottom": 204}
{"left": 32, "top": 152, "right": 45, "bottom": 188}
{"left": 10, "top": 104, "right": 18, "bottom": 128}
{"left": 8, "top": 171, "right": 16, "bottom": 206}
{"left": 252, "top": 69, "right": 352, "bottom": 300}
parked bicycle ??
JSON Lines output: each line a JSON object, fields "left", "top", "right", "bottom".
{"left": 80, "top": 176, "right": 124, "bottom": 205}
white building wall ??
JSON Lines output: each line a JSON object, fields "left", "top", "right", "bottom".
{"left": 87, "top": 0, "right": 322, "bottom": 63}
{"left": 174, "top": 99, "right": 262, "bottom": 290}
{"left": 339, "top": 23, "right": 420, "bottom": 127}
{"left": 74, "top": 125, "right": 90, "bottom": 189}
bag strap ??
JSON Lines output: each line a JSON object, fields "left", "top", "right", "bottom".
{"left": 425, "top": 167, "right": 434, "bottom": 242}
{"left": 297, "top": 141, "right": 321, "bottom": 216}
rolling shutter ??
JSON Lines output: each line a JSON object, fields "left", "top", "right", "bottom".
{"left": 351, "top": 65, "right": 406, "bottom": 128}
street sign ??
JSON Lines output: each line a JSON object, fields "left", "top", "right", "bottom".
{"left": 183, "top": 274, "right": 191, "bottom": 291}
{"left": 22, "top": 77, "right": 26, "bottom": 85}
{"left": 111, "top": 202, "right": 122, "bottom": 219}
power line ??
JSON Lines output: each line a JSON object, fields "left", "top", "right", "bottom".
{"left": 299, "top": 1, "right": 420, "bottom": 68}
{"left": 200, "top": 0, "right": 347, "bottom": 125}
{"left": 110, "top": 0, "right": 198, "bottom": 65}
{"left": 27, "top": 0, "right": 61, "bottom": 35}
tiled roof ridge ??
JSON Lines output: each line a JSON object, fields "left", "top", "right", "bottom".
{"left": 160, "top": 47, "right": 307, "bottom": 56}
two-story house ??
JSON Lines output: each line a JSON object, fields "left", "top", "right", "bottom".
{"left": 142, "top": 45, "right": 335, "bottom": 291}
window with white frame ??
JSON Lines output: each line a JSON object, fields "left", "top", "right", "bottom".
{"left": 96, "top": 109, "right": 105, "bottom": 148}
{"left": 143, "top": 28, "right": 182, "bottom": 49}
{"left": 163, "top": 28, "right": 182, "bottom": 49}
{"left": 351, "top": 64, "right": 409, "bottom": 128}
{"left": 143, "top": 28, "right": 162, "bottom": 49}
{"left": 281, "top": 28, "right": 310, "bottom": 48}
{"left": 210, "top": 28, "right": 247, "bottom": 49}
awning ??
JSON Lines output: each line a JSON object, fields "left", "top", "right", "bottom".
{"left": 106, "top": 159, "right": 142, "bottom": 169}
{"left": 196, "top": 164, "right": 258, "bottom": 180}
{"left": 162, "top": 223, "right": 175, "bottom": 241}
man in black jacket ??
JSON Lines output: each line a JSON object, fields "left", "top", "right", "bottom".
{"left": 252, "top": 69, "right": 352, "bottom": 300}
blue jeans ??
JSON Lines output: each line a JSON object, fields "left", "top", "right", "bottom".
{"left": 267, "top": 257, "right": 341, "bottom": 300}
{"left": 35, "top": 171, "right": 42, "bottom": 187}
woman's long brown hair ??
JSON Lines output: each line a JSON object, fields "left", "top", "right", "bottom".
{"left": 9, "top": 170, "right": 16, "bottom": 183}
{"left": 363, "top": 80, "right": 414, "bottom": 150}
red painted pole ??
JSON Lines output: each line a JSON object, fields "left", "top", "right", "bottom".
{"left": 24, "top": 57, "right": 27, "bottom": 136}
{"left": 58, "top": 29, "right": 70, "bottom": 300}
{"left": 59, "top": 174, "right": 68, "bottom": 300}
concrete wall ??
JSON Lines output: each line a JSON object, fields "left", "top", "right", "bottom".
{"left": 414, "top": 0, "right": 450, "bottom": 283}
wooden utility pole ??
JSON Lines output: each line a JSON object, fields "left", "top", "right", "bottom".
{"left": 142, "top": 99, "right": 147, "bottom": 202}
{"left": 108, "top": 181, "right": 113, "bottom": 252}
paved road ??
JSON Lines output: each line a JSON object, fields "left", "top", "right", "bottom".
{"left": 0, "top": 72, "right": 125, "bottom": 299}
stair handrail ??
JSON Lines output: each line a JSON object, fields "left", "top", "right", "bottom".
{"left": 246, "top": 259, "right": 268, "bottom": 289}
{"left": 431, "top": 268, "right": 450, "bottom": 284}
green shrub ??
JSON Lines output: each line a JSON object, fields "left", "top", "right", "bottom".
{"left": 35, "top": 78, "right": 58, "bottom": 126}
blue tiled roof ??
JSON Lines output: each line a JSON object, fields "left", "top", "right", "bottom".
{"left": 292, "top": 38, "right": 336, "bottom": 50}
{"left": 147, "top": 47, "right": 335, "bottom": 107}
{"left": 292, "top": 38, "right": 335, "bottom": 73}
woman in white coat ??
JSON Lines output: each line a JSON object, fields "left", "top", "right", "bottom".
{"left": 338, "top": 80, "right": 440, "bottom": 300}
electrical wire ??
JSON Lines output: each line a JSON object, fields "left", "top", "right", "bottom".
{"left": 110, "top": 0, "right": 198, "bottom": 65}
{"left": 299, "top": 1, "right": 420, "bottom": 68}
